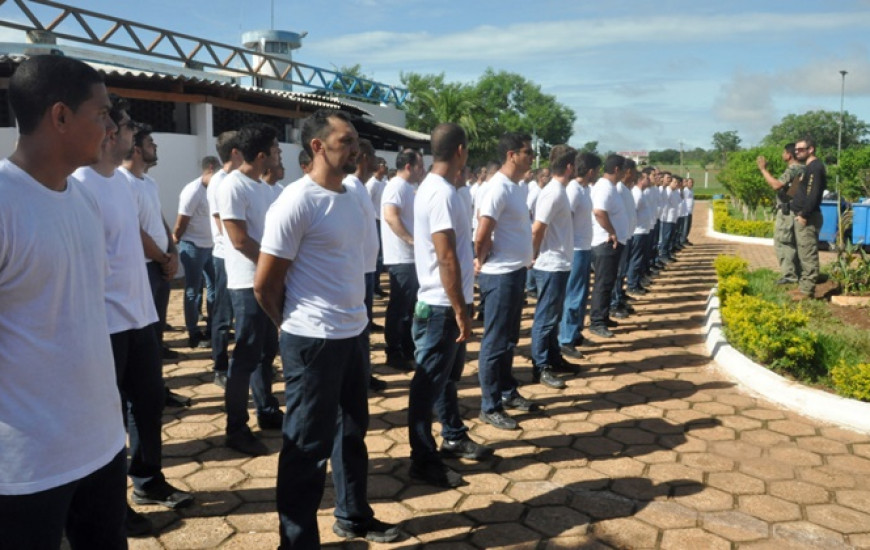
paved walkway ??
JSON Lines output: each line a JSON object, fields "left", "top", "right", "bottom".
{"left": 127, "top": 204, "right": 870, "bottom": 549}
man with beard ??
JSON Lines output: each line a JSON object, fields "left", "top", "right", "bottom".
{"left": 790, "top": 136, "right": 827, "bottom": 299}
{"left": 255, "top": 109, "right": 400, "bottom": 547}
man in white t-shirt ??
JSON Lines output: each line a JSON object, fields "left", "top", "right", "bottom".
{"left": 121, "top": 126, "right": 179, "bottom": 358}
{"left": 218, "top": 123, "right": 284, "bottom": 456}
{"left": 525, "top": 166, "right": 550, "bottom": 297}
{"left": 588, "top": 155, "right": 629, "bottom": 338}
{"left": 381, "top": 149, "right": 425, "bottom": 371}
{"left": 559, "top": 152, "right": 602, "bottom": 356}
{"left": 0, "top": 55, "right": 127, "bottom": 550}
{"left": 680, "top": 177, "right": 695, "bottom": 246}
{"left": 367, "top": 156, "right": 388, "bottom": 297}
{"left": 255, "top": 110, "right": 400, "bottom": 547}
{"left": 610, "top": 159, "right": 639, "bottom": 319}
{"left": 627, "top": 167, "right": 655, "bottom": 295}
{"left": 409, "top": 123, "right": 493, "bottom": 489}
{"left": 658, "top": 174, "right": 682, "bottom": 263}
{"left": 530, "top": 145, "right": 578, "bottom": 389}
{"left": 207, "top": 131, "right": 242, "bottom": 387}
{"left": 73, "top": 96, "right": 194, "bottom": 534}
{"left": 173, "top": 156, "right": 220, "bottom": 348}
{"left": 474, "top": 132, "right": 536, "bottom": 431}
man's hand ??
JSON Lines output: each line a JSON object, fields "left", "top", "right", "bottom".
{"left": 756, "top": 156, "right": 767, "bottom": 171}
{"left": 473, "top": 257, "right": 483, "bottom": 275}
{"left": 455, "top": 308, "right": 472, "bottom": 343}
{"left": 795, "top": 215, "right": 806, "bottom": 226}
{"left": 162, "top": 252, "right": 179, "bottom": 280}
{"left": 609, "top": 233, "right": 619, "bottom": 249}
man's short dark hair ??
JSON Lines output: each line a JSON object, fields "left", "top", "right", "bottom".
{"left": 784, "top": 142, "right": 796, "bottom": 157}
{"left": 800, "top": 135, "right": 816, "bottom": 150}
{"left": 575, "top": 152, "right": 602, "bottom": 176}
{"left": 132, "top": 122, "right": 153, "bottom": 148}
{"left": 549, "top": 144, "right": 576, "bottom": 176}
{"left": 9, "top": 55, "right": 105, "bottom": 135}
{"left": 624, "top": 158, "right": 637, "bottom": 172}
{"left": 300, "top": 109, "right": 353, "bottom": 157}
{"left": 497, "top": 132, "right": 532, "bottom": 163}
{"left": 216, "top": 130, "right": 238, "bottom": 164}
{"left": 358, "top": 138, "right": 374, "bottom": 162}
{"left": 396, "top": 148, "right": 420, "bottom": 170}
{"left": 201, "top": 156, "right": 220, "bottom": 171}
{"left": 642, "top": 166, "right": 655, "bottom": 176}
{"left": 431, "top": 123, "right": 467, "bottom": 162}
{"left": 108, "top": 94, "right": 129, "bottom": 126}
{"left": 298, "top": 148, "right": 312, "bottom": 168}
{"left": 603, "top": 154, "right": 627, "bottom": 175}
{"left": 236, "top": 123, "right": 279, "bottom": 163}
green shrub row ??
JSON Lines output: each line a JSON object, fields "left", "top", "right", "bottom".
{"left": 711, "top": 200, "right": 774, "bottom": 238}
{"left": 714, "top": 254, "right": 870, "bottom": 401}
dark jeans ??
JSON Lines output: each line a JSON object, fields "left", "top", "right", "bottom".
{"left": 178, "top": 240, "right": 215, "bottom": 339}
{"left": 110, "top": 325, "right": 165, "bottom": 487}
{"left": 384, "top": 263, "right": 419, "bottom": 359}
{"left": 590, "top": 242, "right": 623, "bottom": 327}
{"left": 211, "top": 256, "right": 234, "bottom": 372}
{"left": 374, "top": 220, "right": 384, "bottom": 292}
{"left": 685, "top": 213, "right": 693, "bottom": 242}
{"left": 559, "top": 249, "right": 592, "bottom": 346}
{"left": 477, "top": 268, "right": 525, "bottom": 413}
{"left": 659, "top": 221, "right": 677, "bottom": 258}
{"left": 649, "top": 220, "right": 661, "bottom": 267}
{"left": 610, "top": 237, "right": 632, "bottom": 308}
{"left": 677, "top": 215, "right": 688, "bottom": 245}
{"left": 409, "top": 305, "right": 469, "bottom": 465}
{"left": 277, "top": 332, "right": 373, "bottom": 549}
{"left": 146, "top": 261, "right": 170, "bottom": 345}
{"left": 364, "top": 271, "right": 375, "bottom": 323}
{"left": 0, "top": 450, "right": 127, "bottom": 550}
{"left": 531, "top": 269, "right": 569, "bottom": 370}
{"left": 627, "top": 233, "right": 650, "bottom": 289}
{"left": 226, "top": 288, "right": 280, "bottom": 435}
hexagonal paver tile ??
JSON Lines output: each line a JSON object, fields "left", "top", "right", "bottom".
{"left": 771, "top": 521, "right": 848, "bottom": 548}
{"left": 691, "top": 402, "right": 735, "bottom": 416}
{"left": 827, "top": 455, "right": 870, "bottom": 475}
{"left": 470, "top": 521, "right": 542, "bottom": 549}
{"left": 717, "top": 414, "right": 763, "bottom": 431}
{"left": 672, "top": 485, "right": 733, "bottom": 512}
{"left": 508, "top": 481, "right": 571, "bottom": 506}
{"left": 768, "top": 420, "right": 817, "bottom": 437}
{"left": 498, "top": 459, "right": 554, "bottom": 481}
{"left": 740, "top": 429, "right": 790, "bottom": 447}
{"left": 660, "top": 527, "right": 730, "bottom": 550}
{"left": 400, "top": 485, "right": 463, "bottom": 512}
{"left": 819, "top": 426, "right": 868, "bottom": 443}
{"left": 634, "top": 500, "right": 698, "bottom": 529}
{"left": 742, "top": 408, "right": 786, "bottom": 421}
{"left": 739, "top": 495, "right": 801, "bottom": 522}
{"left": 225, "top": 501, "right": 277, "bottom": 532}
{"left": 703, "top": 510, "right": 769, "bottom": 542}
{"left": 711, "top": 440, "right": 762, "bottom": 460}
{"left": 679, "top": 452, "right": 734, "bottom": 473}
{"left": 588, "top": 457, "right": 645, "bottom": 478}
{"left": 646, "top": 463, "right": 704, "bottom": 485}
{"left": 806, "top": 503, "right": 870, "bottom": 534}
{"left": 794, "top": 436, "right": 849, "bottom": 455}
{"left": 836, "top": 489, "right": 870, "bottom": 514}
{"left": 572, "top": 436, "right": 623, "bottom": 458}
{"left": 550, "top": 467, "right": 609, "bottom": 490}
{"left": 739, "top": 458, "right": 795, "bottom": 481}
{"left": 798, "top": 466, "right": 857, "bottom": 489}
{"left": 184, "top": 467, "right": 247, "bottom": 491}
{"left": 571, "top": 489, "right": 635, "bottom": 519}
{"left": 403, "top": 511, "right": 474, "bottom": 543}
{"left": 593, "top": 517, "right": 658, "bottom": 548}
{"left": 458, "top": 494, "right": 522, "bottom": 523}
{"left": 524, "top": 505, "right": 589, "bottom": 537}
{"left": 158, "top": 517, "right": 233, "bottom": 549}
{"left": 707, "top": 472, "right": 765, "bottom": 494}
{"left": 219, "top": 532, "right": 281, "bottom": 549}
{"left": 769, "top": 480, "right": 829, "bottom": 505}
{"left": 606, "top": 426, "right": 657, "bottom": 445}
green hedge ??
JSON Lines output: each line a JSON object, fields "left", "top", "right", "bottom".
{"left": 711, "top": 200, "right": 774, "bottom": 238}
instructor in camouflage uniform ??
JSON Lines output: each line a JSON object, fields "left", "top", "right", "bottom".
{"left": 757, "top": 143, "right": 805, "bottom": 285}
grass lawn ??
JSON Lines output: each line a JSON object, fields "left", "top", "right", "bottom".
{"left": 655, "top": 164, "right": 727, "bottom": 195}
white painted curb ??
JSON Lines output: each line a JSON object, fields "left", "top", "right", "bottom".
{"left": 705, "top": 288, "right": 870, "bottom": 434}
{"left": 706, "top": 204, "right": 774, "bottom": 246}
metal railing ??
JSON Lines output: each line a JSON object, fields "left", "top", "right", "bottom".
{"left": 0, "top": 0, "right": 409, "bottom": 106}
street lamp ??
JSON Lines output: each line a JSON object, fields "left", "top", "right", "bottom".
{"left": 837, "top": 70, "right": 848, "bottom": 170}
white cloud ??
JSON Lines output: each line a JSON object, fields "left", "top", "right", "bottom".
{"left": 713, "top": 71, "right": 777, "bottom": 141}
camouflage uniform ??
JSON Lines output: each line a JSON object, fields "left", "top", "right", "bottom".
{"left": 774, "top": 163, "right": 805, "bottom": 281}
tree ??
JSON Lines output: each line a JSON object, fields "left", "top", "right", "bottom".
{"left": 836, "top": 145, "right": 870, "bottom": 201}
{"left": 401, "top": 69, "right": 576, "bottom": 165}
{"left": 712, "top": 131, "right": 742, "bottom": 165}
{"left": 578, "top": 141, "right": 599, "bottom": 155}
{"left": 649, "top": 149, "right": 680, "bottom": 165}
{"left": 718, "top": 146, "right": 782, "bottom": 216}
{"left": 762, "top": 110, "right": 869, "bottom": 156}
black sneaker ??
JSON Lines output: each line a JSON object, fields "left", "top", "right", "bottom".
{"left": 226, "top": 429, "right": 269, "bottom": 456}
{"left": 332, "top": 518, "right": 401, "bottom": 543}
{"left": 534, "top": 367, "right": 566, "bottom": 389}
{"left": 161, "top": 346, "right": 180, "bottom": 360}
{"left": 386, "top": 353, "right": 414, "bottom": 372}
{"left": 126, "top": 505, "right": 153, "bottom": 537}
{"left": 214, "top": 370, "right": 227, "bottom": 389}
{"left": 132, "top": 479, "right": 193, "bottom": 509}
{"left": 589, "top": 325, "right": 614, "bottom": 338}
{"left": 612, "top": 308, "right": 629, "bottom": 319}
{"left": 369, "top": 375, "right": 387, "bottom": 392}
{"left": 604, "top": 318, "right": 619, "bottom": 327}
{"left": 551, "top": 356, "right": 579, "bottom": 375}
{"left": 440, "top": 436, "right": 494, "bottom": 461}
{"left": 502, "top": 394, "right": 541, "bottom": 412}
{"left": 164, "top": 388, "right": 191, "bottom": 408}
{"left": 479, "top": 410, "right": 518, "bottom": 430}
{"left": 257, "top": 410, "right": 284, "bottom": 430}
{"left": 368, "top": 321, "right": 384, "bottom": 333}
{"left": 627, "top": 287, "right": 647, "bottom": 296}
{"left": 409, "top": 460, "right": 464, "bottom": 488}
{"left": 560, "top": 344, "right": 584, "bottom": 359}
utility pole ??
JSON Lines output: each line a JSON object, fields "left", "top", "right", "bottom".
{"left": 679, "top": 140, "right": 684, "bottom": 174}
{"left": 836, "top": 70, "right": 848, "bottom": 246}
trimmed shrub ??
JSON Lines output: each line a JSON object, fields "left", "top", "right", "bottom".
{"left": 711, "top": 199, "right": 774, "bottom": 237}
{"left": 718, "top": 275, "right": 748, "bottom": 307}
{"left": 831, "top": 361, "right": 870, "bottom": 401}
{"left": 713, "top": 254, "right": 749, "bottom": 282}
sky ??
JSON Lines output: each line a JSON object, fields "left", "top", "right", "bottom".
{"left": 2, "top": 0, "right": 869, "bottom": 154}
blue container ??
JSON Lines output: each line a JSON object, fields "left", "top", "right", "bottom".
{"left": 853, "top": 203, "right": 870, "bottom": 245}
{"left": 819, "top": 201, "right": 839, "bottom": 243}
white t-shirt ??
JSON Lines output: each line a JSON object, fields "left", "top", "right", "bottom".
{"left": 527, "top": 182, "right": 542, "bottom": 218}
{"left": 207, "top": 169, "right": 228, "bottom": 259}
{"left": 616, "top": 182, "right": 637, "bottom": 236}
{"left": 478, "top": 171, "right": 532, "bottom": 274}
{"left": 678, "top": 190, "right": 688, "bottom": 217}
{"left": 591, "top": 177, "right": 630, "bottom": 246}
{"left": 365, "top": 176, "right": 386, "bottom": 220}
{"left": 72, "top": 167, "right": 159, "bottom": 333}
{"left": 218, "top": 170, "right": 273, "bottom": 289}
{"left": 121, "top": 168, "right": 168, "bottom": 262}
{"left": 266, "top": 182, "right": 284, "bottom": 203}
{"left": 657, "top": 185, "right": 667, "bottom": 221}
{"left": 685, "top": 187, "right": 695, "bottom": 213}
{"left": 343, "top": 175, "right": 379, "bottom": 273}
{"left": 380, "top": 175, "right": 415, "bottom": 265}
{"left": 662, "top": 187, "right": 681, "bottom": 223}
{"left": 260, "top": 176, "right": 368, "bottom": 339}
{"left": 566, "top": 180, "right": 593, "bottom": 251}
{"left": 632, "top": 186, "right": 652, "bottom": 235}
{"left": 0, "top": 160, "right": 125, "bottom": 495}
{"left": 534, "top": 179, "right": 573, "bottom": 272}
{"left": 177, "top": 177, "right": 214, "bottom": 248}
{"left": 414, "top": 173, "right": 474, "bottom": 307}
